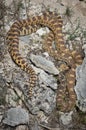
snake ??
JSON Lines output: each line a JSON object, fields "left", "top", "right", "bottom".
{"left": 6, "top": 11, "right": 83, "bottom": 112}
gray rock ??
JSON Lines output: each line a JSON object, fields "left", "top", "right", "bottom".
{"left": 60, "top": 111, "right": 73, "bottom": 125}
{"left": 30, "top": 54, "right": 59, "bottom": 75}
{"left": 39, "top": 70, "right": 57, "bottom": 90}
{"left": 19, "top": 35, "right": 31, "bottom": 43}
{"left": 36, "top": 27, "right": 49, "bottom": 36}
{"left": 0, "top": 74, "right": 7, "bottom": 105}
{"left": 3, "top": 106, "right": 29, "bottom": 126}
{"left": 39, "top": 88, "right": 56, "bottom": 114}
{"left": 27, "top": 86, "right": 56, "bottom": 115}
{"left": 75, "top": 57, "right": 86, "bottom": 112}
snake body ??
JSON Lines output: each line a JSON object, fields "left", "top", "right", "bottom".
{"left": 6, "top": 11, "right": 83, "bottom": 112}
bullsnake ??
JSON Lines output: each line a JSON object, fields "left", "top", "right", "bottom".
{"left": 6, "top": 11, "right": 83, "bottom": 112}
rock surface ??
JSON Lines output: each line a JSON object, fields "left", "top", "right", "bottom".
{"left": 3, "top": 106, "right": 29, "bottom": 126}
{"left": 75, "top": 56, "right": 86, "bottom": 112}
{"left": 39, "top": 70, "right": 57, "bottom": 90}
{"left": 30, "top": 54, "right": 59, "bottom": 75}
{"left": 60, "top": 111, "right": 73, "bottom": 125}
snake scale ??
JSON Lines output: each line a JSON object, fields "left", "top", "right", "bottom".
{"left": 6, "top": 11, "right": 83, "bottom": 112}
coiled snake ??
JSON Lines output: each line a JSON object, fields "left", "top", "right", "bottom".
{"left": 6, "top": 11, "right": 83, "bottom": 112}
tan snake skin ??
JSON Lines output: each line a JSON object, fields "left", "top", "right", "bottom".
{"left": 6, "top": 11, "right": 83, "bottom": 112}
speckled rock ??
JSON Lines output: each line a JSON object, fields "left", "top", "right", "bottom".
{"left": 27, "top": 85, "right": 56, "bottom": 115}
{"left": 30, "top": 54, "right": 59, "bottom": 75}
{"left": 39, "top": 70, "right": 57, "bottom": 90}
{"left": 60, "top": 111, "right": 73, "bottom": 125}
{"left": 3, "top": 106, "right": 29, "bottom": 126}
